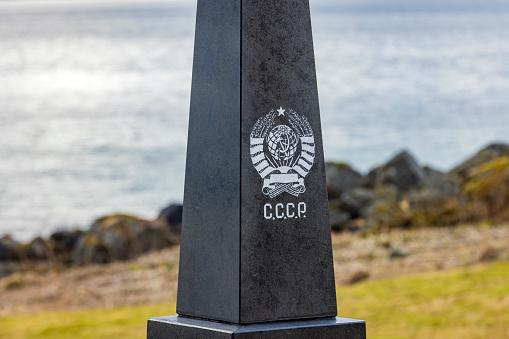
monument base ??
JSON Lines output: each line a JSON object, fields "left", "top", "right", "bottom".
{"left": 147, "top": 315, "right": 366, "bottom": 339}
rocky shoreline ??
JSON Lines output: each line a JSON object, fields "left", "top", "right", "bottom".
{"left": 0, "top": 205, "right": 183, "bottom": 277}
{"left": 326, "top": 143, "right": 509, "bottom": 232}
{"left": 2, "top": 143, "right": 509, "bottom": 277}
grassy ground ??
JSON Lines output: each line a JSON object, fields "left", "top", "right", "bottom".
{"left": 0, "top": 302, "right": 176, "bottom": 339}
{"left": 341, "top": 261, "right": 509, "bottom": 339}
{"left": 1, "top": 261, "right": 508, "bottom": 338}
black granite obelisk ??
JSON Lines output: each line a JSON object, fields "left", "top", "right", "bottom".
{"left": 148, "top": 0, "right": 366, "bottom": 337}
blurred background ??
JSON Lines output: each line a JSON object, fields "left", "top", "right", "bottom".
{"left": 1, "top": 1, "right": 509, "bottom": 338}
{"left": 1, "top": 0, "right": 509, "bottom": 241}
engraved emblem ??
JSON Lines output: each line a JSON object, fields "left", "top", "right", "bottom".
{"left": 250, "top": 107, "right": 315, "bottom": 198}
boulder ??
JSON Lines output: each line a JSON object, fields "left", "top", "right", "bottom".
{"left": 339, "top": 187, "right": 374, "bottom": 218}
{"left": 51, "top": 230, "right": 82, "bottom": 251}
{"left": 158, "top": 204, "right": 183, "bottom": 225}
{"left": 0, "top": 236, "right": 22, "bottom": 261}
{"left": 26, "top": 237, "right": 53, "bottom": 260}
{"left": 89, "top": 214, "right": 144, "bottom": 262}
{"left": 462, "top": 156, "right": 509, "bottom": 221}
{"left": 329, "top": 210, "right": 352, "bottom": 232}
{"left": 138, "top": 221, "right": 180, "bottom": 253}
{"left": 372, "top": 184, "right": 400, "bottom": 203}
{"left": 72, "top": 214, "right": 180, "bottom": 266}
{"left": 371, "top": 166, "right": 462, "bottom": 228}
{"left": 364, "top": 151, "right": 426, "bottom": 191}
{"left": 158, "top": 204, "right": 183, "bottom": 235}
{"left": 450, "top": 143, "right": 509, "bottom": 179}
{"left": 72, "top": 214, "right": 143, "bottom": 265}
{"left": 389, "top": 249, "right": 409, "bottom": 259}
{"left": 72, "top": 233, "right": 109, "bottom": 266}
{"left": 407, "top": 199, "right": 460, "bottom": 227}
{"left": 364, "top": 200, "right": 411, "bottom": 231}
{"left": 50, "top": 230, "right": 82, "bottom": 263}
{"left": 401, "top": 186, "right": 459, "bottom": 226}
{"left": 422, "top": 166, "right": 461, "bottom": 197}
{"left": 363, "top": 165, "right": 382, "bottom": 189}
{"left": 402, "top": 166, "right": 460, "bottom": 214}
{"left": 325, "top": 163, "right": 362, "bottom": 198}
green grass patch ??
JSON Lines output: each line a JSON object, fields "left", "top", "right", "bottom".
{"left": 338, "top": 261, "right": 509, "bottom": 338}
{"left": 1, "top": 262, "right": 508, "bottom": 338}
{"left": 0, "top": 302, "right": 175, "bottom": 339}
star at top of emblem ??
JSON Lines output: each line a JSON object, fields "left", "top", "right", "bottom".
{"left": 277, "top": 107, "right": 286, "bottom": 116}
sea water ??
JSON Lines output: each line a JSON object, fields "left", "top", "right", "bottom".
{"left": 1, "top": 0, "right": 509, "bottom": 240}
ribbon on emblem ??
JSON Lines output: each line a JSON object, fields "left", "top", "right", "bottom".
{"left": 262, "top": 173, "right": 305, "bottom": 198}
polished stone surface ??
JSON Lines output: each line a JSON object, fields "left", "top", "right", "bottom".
{"left": 176, "top": 0, "right": 241, "bottom": 323}
{"left": 147, "top": 316, "right": 366, "bottom": 339}
{"left": 176, "top": 0, "right": 337, "bottom": 325}
{"left": 240, "top": 0, "right": 336, "bottom": 323}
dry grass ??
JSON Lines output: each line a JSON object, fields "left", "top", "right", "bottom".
{"left": 0, "top": 246, "right": 180, "bottom": 316}
{"left": 332, "top": 223, "right": 509, "bottom": 284}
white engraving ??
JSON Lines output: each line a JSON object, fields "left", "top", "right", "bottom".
{"left": 263, "top": 202, "right": 307, "bottom": 220}
{"left": 277, "top": 106, "right": 286, "bottom": 116}
{"left": 250, "top": 107, "right": 315, "bottom": 198}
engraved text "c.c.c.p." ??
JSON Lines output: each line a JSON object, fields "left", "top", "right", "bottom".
{"left": 263, "top": 202, "right": 306, "bottom": 220}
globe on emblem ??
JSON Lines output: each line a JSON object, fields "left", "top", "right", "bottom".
{"left": 266, "top": 125, "right": 299, "bottom": 167}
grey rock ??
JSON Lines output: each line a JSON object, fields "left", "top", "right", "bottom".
{"left": 372, "top": 184, "right": 400, "bottom": 203}
{"left": 72, "top": 214, "right": 178, "bottom": 265}
{"left": 389, "top": 249, "right": 409, "bottom": 259}
{"left": 49, "top": 230, "right": 83, "bottom": 253}
{"left": 364, "top": 199, "right": 411, "bottom": 230}
{"left": 50, "top": 230, "right": 82, "bottom": 263}
{"left": 50, "top": 230, "right": 82, "bottom": 251}
{"left": 422, "top": 166, "right": 461, "bottom": 196}
{"left": 72, "top": 233, "right": 109, "bottom": 266}
{"left": 403, "top": 186, "right": 455, "bottom": 213}
{"left": 0, "top": 236, "right": 22, "bottom": 261}
{"left": 363, "top": 165, "right": 382, "bottom": 188}
{"left": 325, "top": 163, "right": 362, "bottom": 198}
{"left": 450, "top": 143, "right": 509, "bottom": 178}
{"left": 26, "top": 237, "right": 52, "bottom": 260}
{"left": 399, "top": 167, "right": 461, "bottom": 225}
{"left": 329, "top": 210, "right": 352, "bottom": 232}
{"left": 139, "top": 222, "right": 179, "bottom": 253}
{"left": 158, "top": 204, "right": 183, "bottom": 225}
{"left": 339, "top": 187, "right": 374, "bottom": 218}
{"left": 365, "top": 151, "right": 426, "bottom": 191}
{"left": 89, "top": 214, "right": 143, "bottom": 262}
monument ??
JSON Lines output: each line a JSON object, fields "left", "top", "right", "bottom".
{"left": 148, "top": 0, "right": 366, "bottom": 337}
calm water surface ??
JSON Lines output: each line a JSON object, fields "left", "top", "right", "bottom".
{"left": 1, "top": 0, "right": 509, "bottom": 240}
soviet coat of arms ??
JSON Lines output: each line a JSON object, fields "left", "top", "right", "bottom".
{"left": 250, "top": 107, "right": 315, "bottom": 198}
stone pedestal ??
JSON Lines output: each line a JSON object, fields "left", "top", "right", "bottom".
{"left": 148, "top": 316, "right": 366, "bottom": 339}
